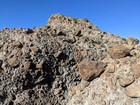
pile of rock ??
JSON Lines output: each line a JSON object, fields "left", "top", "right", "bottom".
{"left": 0, "top": 14, "right": 140, "bottom": 105}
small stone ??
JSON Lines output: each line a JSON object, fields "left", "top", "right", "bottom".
{"left": 0, "top": 52, "right": 4, "bottom": 60}
{"left": 79, "top": 80, "right": 90, "bottom": 91}
{"left": 54, "top": 89, "right": 60, "bottom": 95}
{"left": 8, "top": 56, "right": 20, "bottom": 67}
{"left": 36, "top": 60, "right": 44, "bottom": 69}
{"left": 16, "top": 50, "right": 22, "bottom": 57}
{"left": 101, "top": 64, "right": 115, "bottom": 78}
{"left": 54, "top": 51, "right": 62, "bottom": 58}
{"left": 30, "top": 46, "right": 39, "bottom": 54}
{"left": 119, "top": 76, "right": 134, "bottom": 87}
{"left": 13, "top": 41, "right": 23, "bottom": 48}
{"left": 131, "top": 64, "right": 140, "bottom": 77}
{"left": 34, "top": 77, "right": 45, "bottom": 85}
{"left": 126, "top": 37, "right": 139, "bottom": 49}
{"left": 54, "top": 51, "right": 68, "bottom": 61}
{"left": 125, "top": 82, "right": 140, "bottom": 98}
{"left": 130, "top": 50, "right": 137, "bottom": 56}
{"left": 78, "top": 61, "right": 106, "bottom": 81}
{"left": 108, "top": 45, "right": 130, "bottom": 59}
{"left": 8, "top": 94, "right": 15, "bottom": 101}
{"left": 22, "top": 46, "right": 30, "bottom": 53}
{"left": 23, "top": 61, "right": 31, "bottom": 70}
{"left": 125, "top": 99, "right": 133, "bottom": 105}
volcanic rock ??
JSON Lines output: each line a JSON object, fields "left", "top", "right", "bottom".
{"left": 108, "top": 45, "right": 130, "bottom": 59}
{"left": 0, "top": 14, "right": 140, "bottom": 105}
{"left": 8, "top": 56, "right": 20, "bottom": 67}
{"left": 78, "top": 61, "right": 106, "bottom": 81}
{"left": 119, "top": 76, "right": 135, "bottom": 87}
{"left": 126, "top": 37, "right": 139, "bottom": 49}
{"left": 125, "top": 82, "right": 140, "bottom": 98}
{"left": 131, "top": 64, "right": 140, "bottom": 77}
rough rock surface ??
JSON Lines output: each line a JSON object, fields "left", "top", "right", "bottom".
{"left": 0, "top": 14, "right": 140, "bottom": 105}
{"left": 108, "top": 45, "right": 130, "bottom": 59}
{"left": 78, "top": 61, "right": 106, "bottom": 81}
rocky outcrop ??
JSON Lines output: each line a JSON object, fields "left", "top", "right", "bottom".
{"left": 0, "top": 14, "right": 140, "bottom": 105}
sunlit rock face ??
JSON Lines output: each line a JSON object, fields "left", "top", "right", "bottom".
{"left": 0, "top": 14, "right": 140, "bottom": 105}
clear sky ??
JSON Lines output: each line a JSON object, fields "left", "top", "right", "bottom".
{"left": 0, "top": 0, "right": 140, "bottom": 40}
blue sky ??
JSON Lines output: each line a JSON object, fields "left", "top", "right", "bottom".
{"left": 0, "top": 0, "right": 140, "bottom": 40}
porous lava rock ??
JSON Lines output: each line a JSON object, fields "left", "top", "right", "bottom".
{"left": 0, "top": 14, "right": 140, "bottom": 105}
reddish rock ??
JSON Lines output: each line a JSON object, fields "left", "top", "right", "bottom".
{"left": 78, "top": 61, "right": 106, "bottom": 81}
{"left": 23, "top": 61, "right": 31, "bottom": 70}
{"left": 8, "top": 56, "right": 20, "bottom": 67}
{"left": 119, "top": 76, "right": 134, "bottom": 87}
{"left": 13, "top": 41, "right": 23, "bottom": 49}
{"left": 108, "top": 45, "right": 130, "bottom": 59}
{"left": 131, "top": 64, "right": 140, "bottom": 77}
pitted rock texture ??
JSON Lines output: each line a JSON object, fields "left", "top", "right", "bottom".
{"left": 0, "top": 14, "right": 140, "bottom": 105}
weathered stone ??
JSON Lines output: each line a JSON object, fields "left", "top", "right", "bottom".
{"left": 119, "top": 76, "right": 134, "bottom": 87}
{"left": 101, "top": 64, "right": 115, "bottom": 78}
{"left": 130, "top": 50, "right": 137, "bottom": 56}
{"left": 125, "top": 99, "right": 133, "bottom": 105}
{"left": 69, "top": 86, "right": 78, "bottom": 96}
{"left": 54, "top": 89, "right": 61, "bottom": 95}
{"left": 108, "top": 45, "right": 130, "bottom": 59}
{"left": 36, "top": 61, "right": 44, "bottom": 69}
{"left": 126, "top": 37, "right": 139, "bottom": 49}
{"left": 79, "top": 80, "right": 90, "bottom": 91}
{"left": 13, "top": 41, "right": 23, "bottom": 48}
{"left": 54, "top": 51, "right": 62, "bottom": 58}
{"left": 125, "top": 82, "right": 140, "bottom": 97}
{"left": 0, "top": 14, "right": 140, "bottom": 105}
{"left": 131, "top": 64, "right": 140, "bottom": 77}
{"left": 8, "top": 56, "right": 19, "bottom": 67}
{"left": 16, "top": 50, "right": 22, "bottom": 57}
{"left": 78, "top": 61, "right": 106, "bottom": 81}
{"left": 23, "top": 61, "right": 31, "bottom": 70}
{"left": 30, "top": 46, "right": 39, "bottom": 54}
{"left": 11, "top": 49, "right": 22, "bottom": 57}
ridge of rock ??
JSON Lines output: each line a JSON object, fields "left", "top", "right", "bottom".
{"left": 0, "top": 14, "right": 140, "bottom": 105}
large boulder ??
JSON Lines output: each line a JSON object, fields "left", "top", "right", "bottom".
{"left": 108, "top": 45, "right": 130, "bottom": 59}
{"left": 78, "top": 61, "right": 106, "bottom": 81}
